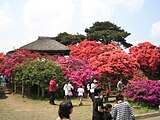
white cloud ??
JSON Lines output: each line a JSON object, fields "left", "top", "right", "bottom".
{"left": 150, "top": 20, "right": 160, "bottom": 39}
{"left": 0, "top": 10, "right": 14, "bottom": 29}
{"left": 23, "top": 0, "right": 144, "bottom": 36}
{"left": 121, "top": 0, "right": 144, "bottom": 12}
{"left": 23, "top": 0, "right": 74, "bottom": 36}
{"left": 80, "top": 0, "right": 113, "bottom": 26}
{"left": 79, "top": 0, "right": 144, "bottom": 29}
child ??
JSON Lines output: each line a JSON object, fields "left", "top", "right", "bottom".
{"left": 77, "top": 85, "right": 85, "bottom": 106}
{"left": 103, "top": 103, "right": 112, "bottom": 120}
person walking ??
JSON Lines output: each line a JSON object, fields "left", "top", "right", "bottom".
{"left": 112, "top": 93, "right": 135, "bottom": 120}
{"left": 56, "top": 100, "right": 73, "bottom": 120}
{"left": 90, "top": 79, "right": 98, "bottom": 102}
{"left": 49, "top": 79, "right": 57, "bottom": 105}
{"left": 92, "top": 87, "right": 104, "bottom": 120}
{"left": 77, "top": 85, "right": 85, "bottom": 106}
{"left": 117, "top": 79, "right": 123, "bottom": 93}
{"left": 63, "top": 80, "right": 74, "bottom": 101}
{"left": 1, "top": 71, "right": 7, "bottom": 94}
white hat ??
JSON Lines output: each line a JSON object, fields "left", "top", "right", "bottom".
{"left": 93, "top": 79, "right": 98, "bottom": 83}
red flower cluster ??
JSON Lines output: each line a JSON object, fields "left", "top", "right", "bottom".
{"left": 0, "top": 49, "right": 41, "bottom": 77}
{"left": 69, "top": 39, "right": 140, "bottom": 82}
{"left": 129, "top": 42, "right": 160, "bottom": 76}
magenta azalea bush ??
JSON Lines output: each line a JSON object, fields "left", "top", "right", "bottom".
{"left": 57, "top": 56, "right": 99, "bottom": 89}
{"left": 124, "top": 80, "right": 160, "bottom": 107}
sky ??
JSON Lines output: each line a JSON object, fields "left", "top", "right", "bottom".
{"left": 0, "top": 0, "right": 160, "bottom": 53}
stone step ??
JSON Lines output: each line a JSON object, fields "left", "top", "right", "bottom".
{"left": 5, "top": 88, "right": 12, "bottom": 94}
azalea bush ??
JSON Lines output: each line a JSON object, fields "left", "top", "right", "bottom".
{"left": 14, "top": 58, "right": 66, "bottom": 97}
{"left": 0, "top": 49, "right": 41, "bottom": 77}
{"left": 124, "top": 80, "right": 160, "bottom": 107}
{"left": 69, "top": 39, "right": 140, "bottom": 83}
{"left": 129, "top": 42, "right": 160, "bottom": 79}
{"left": 0, "top": 49, "right": 57, "bottom": 77}
{"left": 130, "top": 70, "right": 148, "bottom": 81}
{"left": 57, "top": 56, "right": 99, "bottom": 89}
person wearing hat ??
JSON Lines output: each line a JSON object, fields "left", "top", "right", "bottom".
{"left": 90, "top": 79, "right": 98, "bottom": 102}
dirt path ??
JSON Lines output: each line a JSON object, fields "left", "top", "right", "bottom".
{"left": 0, "top": 94, "right": 92, "bottom": 120}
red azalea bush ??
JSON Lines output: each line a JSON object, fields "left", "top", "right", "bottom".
{"left": 57, "top": 56, "right": 99, "bottom": 89}
{"left": 69, "top": 39, "right": 140, "bottom": 82}
{"left": 129, "top": 42, "right": 160, "bottom": 78}
{"left": 0, "top": 49, "right": 41, "bottom": 77}
{"left": 124, "top": 80, "right": 160, "bottom": 107}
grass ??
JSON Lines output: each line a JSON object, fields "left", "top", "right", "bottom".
{"left": 129, "top": 101, "right": 158, "bottom": 115}
{"left": 0, "top": 94, "right": 158, "bottom": 120}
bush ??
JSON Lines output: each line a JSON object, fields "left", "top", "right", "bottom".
{"left": 124, "top": 80, "right": 160, "bottom": 108}
{"left": 14, "top": 58, "right": 66, "bottom": 98}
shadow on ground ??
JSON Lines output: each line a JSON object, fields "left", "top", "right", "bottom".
{"left": 0, "top": 92, "right": 8, "bottom": 99}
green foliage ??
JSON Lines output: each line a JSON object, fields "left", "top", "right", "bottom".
{"left": 55, "top": 32, "right": 86, "bottom": 45}
{"left": 85, "top": 21, "right": 132, "bottom": 48}
{"left": 129, "top": 101, "right": 158, "bottom": 111}
{"left": 14, "top": 58, "right": 66, "bottom": 96}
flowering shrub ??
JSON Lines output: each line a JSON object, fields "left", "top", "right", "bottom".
{"left": 130, "top": 70, "right": 148, "bottom": 81}
{"left": 124, "top": 80, "right": 160, "bottom": 107}
{"left": 0, "top": 49, "right": 56, "bottom": 77}
{"left": 0, "top": 49, "right": 41, "bottom": 77}
{"left": 57, "top": 56, "right": 99, "bottom": 89}
{"left": 69, "top": 39, "right": 140, "bottom": 82}
{"left": 129, "top": 42, "right": 160, "bottom": 78}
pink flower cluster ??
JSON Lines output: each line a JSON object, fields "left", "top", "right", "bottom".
{"left": 124, "top": 80, "right": 160, "bottom": 107}
{"left": 57, "top": 56, "right": 99, "bottom": 89}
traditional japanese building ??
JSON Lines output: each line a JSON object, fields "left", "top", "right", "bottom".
{"left": 20, "top": 36, "right": 70, "bottom": 55}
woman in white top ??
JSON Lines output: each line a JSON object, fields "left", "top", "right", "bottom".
{"left": 90, "top": 79, "right": 98, "bottom": 101}
{"left": 63, "top": 81, "right": 74, "bottom": 101}
{"left": 77, "top": 85, "right": 85, "bottom": 106}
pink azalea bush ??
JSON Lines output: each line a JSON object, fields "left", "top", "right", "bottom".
{"left": 57, "top": 56, "right": 99, "bottom": 89}
{"left": 124, "top": 80, "right": 160, "bottom": 107}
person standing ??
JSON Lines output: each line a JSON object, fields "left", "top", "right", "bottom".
{"left": 92, "top": 87, "right": 104, "bottom": 120}
{"left": 63, "top": 80, "right": 74, "bottom": 101}
{"left": 112, "top": 93, "right": 135, "bottom": 120}
{"left": 77, "top": 85, "right": 85, "bottom": 106}
{"left": 1, "top": 71, "right": 7, "bottom": 94}
{"left": 90, "top": 79, "right": 98, "bottom": 102}
{"left": 117, "top": 79, "right": 123, "bottom": 93}
{"left": 87, "top": 83, "right": 91, "bottom": 99}
{"left": 49, "top": 79, "right": 57, "bottom": 105}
